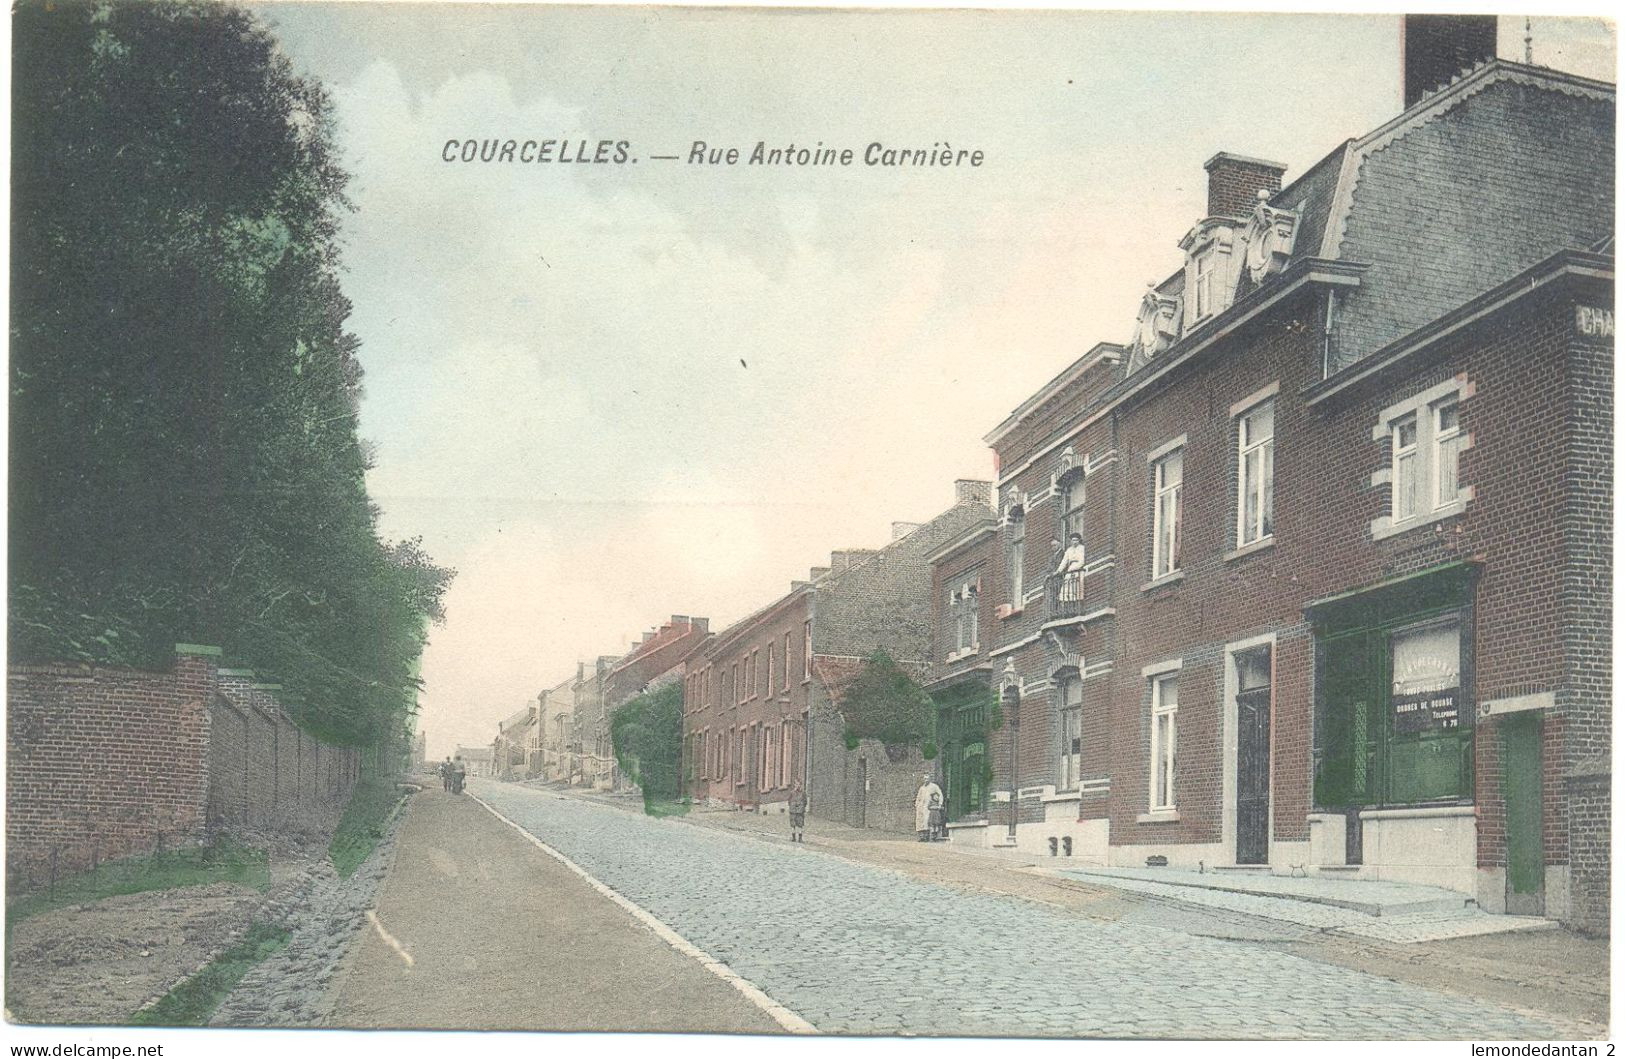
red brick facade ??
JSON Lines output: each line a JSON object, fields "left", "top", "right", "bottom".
{"left": 973, "top": 61, "right": 1611, "bottom": 930}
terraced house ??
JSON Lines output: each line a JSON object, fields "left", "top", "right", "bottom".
{"left": 682, "top": 481, "right": 993, "bottom": 832}
{"left": 960, "top": 20, "right": 1612, "bottom": 932}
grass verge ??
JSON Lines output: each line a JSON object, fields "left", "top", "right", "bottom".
{"left": 329, "top": 775, "right": 407, "bottom": 878}
{"left": 642, "top": 796, "right": 690, "bottom": 819}
{"left": 6, "top": 840, "right": 270, "bottom": 933}
{"left": 128, "top": 922, "right": 291, "bottom": 1027}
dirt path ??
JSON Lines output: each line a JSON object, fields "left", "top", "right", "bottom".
{"left": 325, "top": 787, "right": 780, "bottom": 1032}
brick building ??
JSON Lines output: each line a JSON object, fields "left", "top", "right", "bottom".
{"left": 601, "top": 615, "right": 711, "bottom": 792}
{"left": 536, "top": 674, "right": 577, "bottom": 783}
{"left": 493, "top": 704, "right": 536, "bottom": 780}
{"left": 682, "top": 481, "right": 993, "bottom": 832}
{"left": 966, "top": 30, "right": 1611, "bottom": 931}
{"left": 568, "top": 654, "right": 621, "bottom": 789}
{"left": 923, "top": 498, "right": 1000, "bottom": 839}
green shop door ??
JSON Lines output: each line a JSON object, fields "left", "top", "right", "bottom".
{"left": 1502, "top": 713, "right": 1544, "bottom": 915}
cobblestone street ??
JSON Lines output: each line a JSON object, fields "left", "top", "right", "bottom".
{"left": 472, "top": 780, "right": 1584, "bottom": 1040}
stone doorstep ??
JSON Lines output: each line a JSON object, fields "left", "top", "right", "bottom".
{"left": 1059, "top": 866, "right": 1476, "bottom": 918}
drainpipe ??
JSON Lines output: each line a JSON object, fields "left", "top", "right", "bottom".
{"left": 1001, "top": 659, "right": 1021, "bottom": 843}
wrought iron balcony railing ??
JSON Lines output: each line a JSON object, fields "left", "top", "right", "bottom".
{"left": 1045, "top": 569, "right": 1087, "bottom": 620}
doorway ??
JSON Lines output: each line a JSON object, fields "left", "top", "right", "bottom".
{"left": 1235, "top": 645, "right": 1272, "bottom": 865}
{"left": 1502, "top": 712, "right": 1544, "bottom": 915}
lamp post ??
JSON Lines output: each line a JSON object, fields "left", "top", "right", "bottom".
{"left": 1000, "top": 658, "right": 1021, "bottom": 843}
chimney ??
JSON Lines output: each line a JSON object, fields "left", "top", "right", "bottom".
{"left": 1403, "top": 14, "right": 1498, "bottom": 108}
{"left": 809, "top": 566, "right": 831, "bottom": 581}
{"left": 954, "top": 478, "right": 993, "bottom": 506}
{"left": 693, "top": 617, "right": 709, "bottom": 634}
{"left": 830, "top": 549, "right": 878, "bottom": 572}
{"left": 1203, "top": 153, "right": 1288, "bottom": 218}
{"left": 891, "top": 521, "right": 921, "bottom": 541}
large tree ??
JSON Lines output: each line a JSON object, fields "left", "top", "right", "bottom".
{"left": 10, "top": 0, "right": 450, "bottom": 747}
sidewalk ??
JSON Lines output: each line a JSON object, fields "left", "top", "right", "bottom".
{"left": 545, "top": 784, "right": 1555, "bottom": 945}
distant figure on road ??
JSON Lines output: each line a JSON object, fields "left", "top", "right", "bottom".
{"left": 440, "top": 756, "right": 453, "bottom": 792}
{"left": 915, "top": 773, "right": 944, "bottom": 842}
{"left": 450, "top": 756, "right": 467, "bottom": 795}
{"left": 788, "top": 783, "right": 808, "bottom": 843}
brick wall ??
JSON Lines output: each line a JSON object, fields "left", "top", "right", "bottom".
{"left": 6, "top": 647, "right": 359, "bottom": 889}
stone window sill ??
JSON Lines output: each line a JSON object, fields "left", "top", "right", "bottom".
{"left": 1141, "top": 570, "right": 1186, "bottom": 593}
{"left": 1224, "top": 536, "right": 1276, "bottom": 563}
{"left": 1041, "top": 790, "right": 1083, "bottom": 804}
{"left": 1136, "top": 809, "right": 1181, "bottom": 823}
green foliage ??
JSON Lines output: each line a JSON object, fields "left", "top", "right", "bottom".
{"left": 842, "top": 728, "right": 860, "bottom": 751}
{"left": 129, "top": 921, "right": 290, "bottom": 1026}
{"left": 9, "top": 0, "right": 452, "bottom": 747}
{"left": 329, "top": 777, "right": 407, "bottom": 878}
{"left": 610, "top": 683, "right": 687, "bottom": 815}
{"left": 6, "top": 839, "right": 269, "bottom": 932}
{"left": 838, "top": 651, "right": 933, "bottom": 749}
{"left": 922, "top": 741, "right": 938, "bottom": 760}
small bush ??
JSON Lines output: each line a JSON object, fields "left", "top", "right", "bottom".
{"left": 330, "top": 776, "right": 406, "bottom": 878}
{"left": 130, "top": 922, "right": 290, "bottom": 1026}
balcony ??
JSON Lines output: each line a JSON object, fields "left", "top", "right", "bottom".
{"left": 1045, "top": 570, "right": 1087, "bottom": 620}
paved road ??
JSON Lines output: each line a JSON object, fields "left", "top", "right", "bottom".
{"left": 474, "top": 779, "right": 1572, "bottom": 1040}
{"left": 327, "top": 786, "right": 778, "bottom": 1032}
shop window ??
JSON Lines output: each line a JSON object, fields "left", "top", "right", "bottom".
{"left": 1314, "top": 612, "right": 1471, "bottom": 809}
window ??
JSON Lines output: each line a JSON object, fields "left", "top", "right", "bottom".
{"left": 780, "top": 724, "right": 792, "bottom": 788}
{"left": 1237, "top": 400, "right": 1274, "bottom": 546}
{"left": 1194, "top": 250, "right": 1214, "bottom": 319}
{"left": 1312, "top": 571, "right": 1474, "bottom": 811}
{"left": 749, "top": 650, "right": 759, "bottom": 698}
{"left": 803, "top": 620, "right": 813, "bottom": 680}
{"left": 1374, "top": 383, "right": 1471, "bottom": 539}
{"left": 1058, "top": 674, "right": 1083, "bottom": 790}
{"left": 1152, "top": 449, "right": 1182, "bottom": 578}
{"left": 766, "top": 644, "right": 775, "bottom": 698}
{"left": 762, "top": 725, "right": 773, "bottom": 790}
{"left": 1059, "top": 477, "right": 1085, "bottom": 544}
{"left": 733, "top": 727, "right": 743, "bottom": 785}
{"left": 733, "top": 663, "right": 741, "bottom": 704}
{"left": 782, "top": 633, "right": 792, "bottom": 690}
{"left": 1150, "top": 674, "right": 1178, "bottom": 811}
{"left": 1392, "top": 414, "right": 1420, "bottom": 521}
{"left": 950, "top": 579, "right": 980, "bottom": 654}
{"left": 1007, "top": 507, "right": 1026, "bottom": 605}
{"left": 1433, "top": 397, "right": 1462, "bottom": 508}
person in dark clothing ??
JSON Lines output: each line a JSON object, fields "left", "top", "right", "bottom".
{"left": 788, "top": 783, "right": 808, "bottom": 842}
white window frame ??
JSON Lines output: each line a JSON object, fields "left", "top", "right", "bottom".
{"left": 1392, "top": 412, "right": 1420, "bottom": 522}
{"left": 766, "top": 643, "right": 775, "bottom": 697}
{"left": 802, "top": 620, "right": 813, "bottom": 682}
{"left": 1151, "top": 447, "right": 1183, "bottom": 579}
{"left": 1059, "top": 477, "right": 1085, "bottom": 544}
{"left": 783, "top": 632, "right": 792, "bottom": 691}
{"left": 1194, "top": 249, "right": 1215, "bottom": 320}
{"left": 1149, "top": 672, "right": 1179, "bottom": 813}
{"left": 780, "top": 723, "right": 792, "bottom": 788}
{"left": 1370, "top": 378, "right": 1474, "bottom": 541}
{"left": 1235, "top": 397, "right": 1275, "bottom": 548}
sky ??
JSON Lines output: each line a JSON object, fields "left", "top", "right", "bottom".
{"left": 250, "top": 3, "right": 1616, "bottom": 759}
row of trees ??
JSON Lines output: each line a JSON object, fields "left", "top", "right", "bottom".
{"left": 10, "top": 0, "right": 451, "bottom": 748}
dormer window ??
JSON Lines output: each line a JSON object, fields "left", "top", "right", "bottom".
{"left": 1179, "top": 219, "right": 1238, "bottom": 331}
{"left": 1194, "top": 251, "right": 1216, "bottom": 319}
